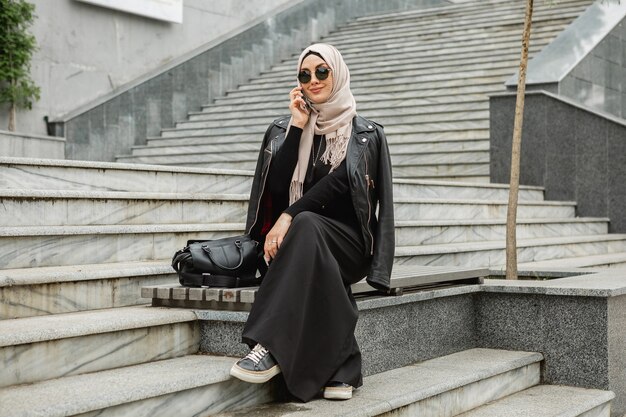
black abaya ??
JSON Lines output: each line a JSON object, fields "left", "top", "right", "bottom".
{"left": 242, "top": 212, "right": 369, "bottom": 401}
{"left": 241, "top": 130, "right": 371, "bottom": 402}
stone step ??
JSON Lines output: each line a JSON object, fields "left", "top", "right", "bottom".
{"left": 327, "top": 5, "right": 584, "bottom": 40}
{"left": 214, "top": 348, "right": 543, "bottom": 417}
{"left": 176, "top": 110, "right": 490, "bottom": 130}
{"left": 392, "top": 162, "right": 489, "bottom": 179}
{"left": 519, "top": 252, "right": 626, "bottom": 270}
{"left": 418, "top": 175, "right": 490, "bottom": 183}
{"left": 348, "top": 0, "right": 588, "bottom": 23}
{"left": 0, "top": 130, "right": 65, "bottom": 160}
{"left": 213, "top": 84, "right": 503, "bottom": 106}
{"left": 395, "top": 218, "right": 609, "bottom": 246}
{"left": 0, "top": 191, "right": 568, "bottom": 229}
{"left": 0, "top": 218, "right": 608, "bottom": 290}
{"left": 240, "top": 62, "right": 524, "bottom": 91}
{"left": 322, "top": 22, "right": 566, "bottom": 52}
{"left": 0, "top": 190, "right": 248, "bottom": 228}
{"left": 353, "top": 0, "right": 514, "bottom": 23}
{"left": 396, "top": 234, "right": 626, "bottom": 268}
{"left": 0, "top": 223, "right": 243, "bottom": 270}
{"left": 258, "top": 50, "right": 523, "bottom": 81}
{"left": 146, "top": 129, "right": 490, "bottom": 146}
{"left": 0, "top": 354, "right": 275, "bottom": 417}
{"left": 323, "top": 22, "right": 571, "bottom": 60}
{"left": 192, "top": 99, "right": 488, "bottom": 122}
{"left": 201, "top": 93, "right": 489, "bottom": 115}
{"left": 393, "top": 198, "right": 576, "bottom": 221}
{"left": 456, "top": 384, "right": 614, "bottom": 417}
{"left": 249, "top": 28, "right": 563, "bottom": 84}
{"left": 253, "top": 53, "right": 540, "bottom": 87}
{"left": 0, "top": 157, "right": 546, "bottom": 200}
{"left": 121, "top": 150, "right": 489, "bottom": 169}
{"left": 0, "top": 157, "right": 252, "bottom": 194}
{"left": 352, "top": 0, "right": 586, "bottom": 24}
{"left": 131, "top": 138, "right": 490, "bottom": 158}
{"left": 0, "top": 261, "right": 177, "bottom": 319}
{"left": 391, "top": 179, "right": 544, "bottom": 201}
{"left": 159, "top": 119, "right": 489, "bottom": 138}
{"left": 267, "top": 41, "right": 544, "bottom": 74}
{"left": 117, "top": 158, "right": 490, "bottom": 176}
{"left": 223, "top": 70, "right": 512, "bottom": 99}
{"left": 0, "top": 305, "right": 199, "bottom": 388}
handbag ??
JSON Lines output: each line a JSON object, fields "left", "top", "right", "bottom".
{"left": 171, "top": 234, "right": 266, "bottom": 288}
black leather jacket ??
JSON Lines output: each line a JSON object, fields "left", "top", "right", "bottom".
{"left": 245, "top": 114, "right": 395, "bottom": 291}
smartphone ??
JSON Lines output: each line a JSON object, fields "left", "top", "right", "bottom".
{"left": 299, "top": 93, "right": 312, "bottom": 114}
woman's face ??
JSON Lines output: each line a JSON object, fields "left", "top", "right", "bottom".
{"left": 299, "top": 54, "right": 333, "bottom": 104}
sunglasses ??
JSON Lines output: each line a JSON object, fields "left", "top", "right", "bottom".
{"left": 298, "top": 67, "right": 331, "bottom": 84}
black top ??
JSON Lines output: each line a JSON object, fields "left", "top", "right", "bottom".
{"left": 267, "top": 126, "right": 358, "bottom": 228}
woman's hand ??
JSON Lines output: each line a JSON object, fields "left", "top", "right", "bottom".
{"left": 264, "top": 213, "right": 293, "bottom": 263}
{"left": 289, "top": 86, "right": 310, "bottom": 129}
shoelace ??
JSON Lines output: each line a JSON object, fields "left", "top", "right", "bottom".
{"left": 244, "top": 344, "right": 268, "bottom": 365}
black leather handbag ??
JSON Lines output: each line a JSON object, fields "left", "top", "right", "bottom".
{"left": 171, "top": 234, "right": 266, "bottom": 288}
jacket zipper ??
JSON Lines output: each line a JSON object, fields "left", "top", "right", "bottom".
{"left": 364, "top": 154, "right": 374, "bottom": 255}
{"left": 247, "top": 139, "right": 274, "bottom": 234}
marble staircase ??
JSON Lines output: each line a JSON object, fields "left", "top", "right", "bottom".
{"left": 0, "top": 0, "right": 624, "bottom": 415}
{"left": 116, "top": 0, "right": 592, "bottom": 183}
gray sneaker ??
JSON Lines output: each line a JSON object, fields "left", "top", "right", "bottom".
{"left": 230, "top": 344, "right": 281, "bottom": 384}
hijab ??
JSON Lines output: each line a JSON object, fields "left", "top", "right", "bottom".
{"left": 287, "top": 43, "right": 357, "bottom": 205}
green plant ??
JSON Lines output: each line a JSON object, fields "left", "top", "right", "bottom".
{"left": 0, "top": 0, "right": 40, "bottom": 131}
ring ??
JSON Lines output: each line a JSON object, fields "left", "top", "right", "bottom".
{"left": 271, "top": 240, "right": 277, "bottom": 243}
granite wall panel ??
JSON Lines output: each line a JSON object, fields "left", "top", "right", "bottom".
{"left": 490, "top": 91, "right": 626, "bottom": 232}
{"left": 476, "top": 292, "right": 609, "bottom": 389}
{"left": 608, "top": 295, "right": 626, "bottom": 416}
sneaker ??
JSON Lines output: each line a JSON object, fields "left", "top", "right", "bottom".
{"left": 323, "top": 381, "right": 353, "bottom": 400}
{"left": 229, "top": 344, "right": 281, "bottom": 384}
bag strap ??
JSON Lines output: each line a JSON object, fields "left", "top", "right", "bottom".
{"left": 203, "top": 240, "right": 245, "bottom": 271}
{"left": 171, "top": 249, "right": 191, "bottom": 272}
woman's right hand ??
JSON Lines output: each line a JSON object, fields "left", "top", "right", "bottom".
{"left": 289, "top": 86, "right": 310, "bottom": 129}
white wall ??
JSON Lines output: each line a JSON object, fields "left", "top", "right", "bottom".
{"left": 0, "top": 0, "right": 291, "bottom": 135}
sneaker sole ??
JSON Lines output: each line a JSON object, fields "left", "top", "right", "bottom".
{"left": 323, "top": 387, "right": 353, "bottom": 400}
{"left": 229, "top": 363, "right": 282, "bottom": 384}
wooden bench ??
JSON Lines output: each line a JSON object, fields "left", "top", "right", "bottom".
{"left": 142, "top": 265, "right": 488, "bottom": 311}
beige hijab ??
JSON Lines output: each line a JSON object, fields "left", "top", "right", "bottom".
{"left": 288, "top": 43, "right": 357, "bottom": 205}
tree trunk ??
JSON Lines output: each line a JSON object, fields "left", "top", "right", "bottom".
{"left": 506, "top": 0, "right": 534, "bottom": 280}
{"left": 8, "top": 102, "right": 16, "bottom": 132}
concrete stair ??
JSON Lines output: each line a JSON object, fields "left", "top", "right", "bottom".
{"left": 115, "top": 0, "right": 593, "bottom": 182}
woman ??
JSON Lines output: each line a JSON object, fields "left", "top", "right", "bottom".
{"left": 229, "top": 43, "right": 394, "bottom": 402}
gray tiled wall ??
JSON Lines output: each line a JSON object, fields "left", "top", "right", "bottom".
{"left": 559, "top": 19, "right": 626, "bottom": 118}
{"left": 58, "top": 0, "right": 446, "bottom": 162}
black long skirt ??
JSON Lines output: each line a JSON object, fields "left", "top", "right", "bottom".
{"left": 242, "top": 211, "right": 371, "bottom": 402}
